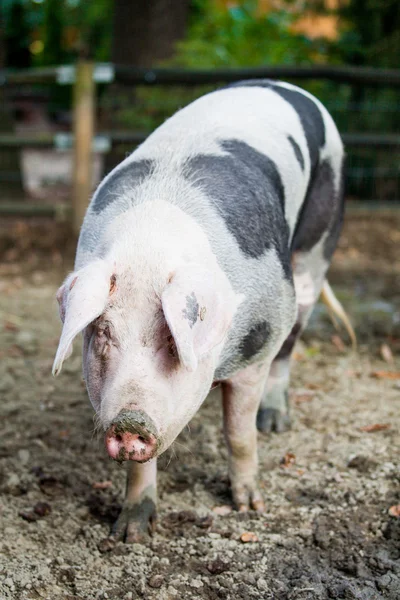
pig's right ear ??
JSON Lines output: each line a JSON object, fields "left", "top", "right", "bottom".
{"left": 52, "top": 259, "right": 114, "bottom": 376}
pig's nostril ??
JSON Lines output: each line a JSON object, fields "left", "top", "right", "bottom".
{"left": 138, "top": 436, "right": 145, "bottom": 444}
{"left": 115, "top": 434, "right": 122, "bottom": 443}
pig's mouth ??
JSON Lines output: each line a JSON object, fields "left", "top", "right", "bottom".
{"left": 105, "top": 410, "right": 161, "bottom": 463}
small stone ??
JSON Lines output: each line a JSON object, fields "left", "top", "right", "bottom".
{"left": 98, "top": 537, "right": 116, "bottom": 553}
{"left": 16, "top": 330, "right": 38, "bottom": 355}
{"left": 34, "top": 502, "right": 52, "bottom": 517}
{"left": 18, "top": 449, "right": 30, "bottom": 465}
{"left": 212, "top": 505, "right": 232, "bottom": 516}
{"left": 4, "top": 577, "right": 14, "bottom": 588}
{"left": 257, "top": 577, "right": 269, "bottom": 591}
{"left": 148, "top": 574, "right": 164, "bottom": 589}
{"left": 197, "top": 514, "right": 213, "bottom": 529}
{"left": 207, "top": 558, "right": 230, "bottom": 575}
{"left": 19, "top": 509, "right": 39, "bottom": 522}
{"left": 190, "top": 579, "right": 204, "bottom": 589}
{"left": 0, "top": 373, "right": 15, "bottom": 393}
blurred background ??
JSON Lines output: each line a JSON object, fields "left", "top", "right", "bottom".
{"left": 0, "top": 0, "right": 400, "bottom": 215}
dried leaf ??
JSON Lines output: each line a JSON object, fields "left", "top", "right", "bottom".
{"left": 240, "top": 532, "right": 258, "bottom": 543}
{"left": 92, "top": 480, "right": 113, "bottom": 490}
{"left": 359, "top": 423, "right": 390, "bottom": 433}
{"left": 370, "top": 371, "right": 400, "bottom": 380}
{"left": 306, "top": 382, "right": 324, "bottom": 390}
{"left": 280, "top": 452, "right": 296, "bottom": 467}
{"left": 212, "top": 505, "right": 232, "bottom": 516}
{"left": 294, "top": 391, "right": 315, "bottom": 404}
{"left": 331, "top": 334, "right": 346, "bottom": 352}
{"left": 388, "top": 505, "right": 400, "bottom": 518}
{"left": 3, "top": 320, "right": 19, "bottom": 332}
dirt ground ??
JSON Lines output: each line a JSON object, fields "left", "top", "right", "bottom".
{"left": 0, "top": 212, "right": 399, "bottom": 600}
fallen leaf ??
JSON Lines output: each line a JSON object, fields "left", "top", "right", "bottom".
{"left": 331, "top": 334, "right": 346, "bottom": 352}
{"left": 359, "top": 423, "right": 390, "bottom": 433}
{"left": 3, "top": 320, "right": 19, "bottom": 332}
{"left": 292, "top": 351, "right": 304, "bottom": 361}
{"left": 388, "top": 505, "right": 400, "bottom": 518}
{"left": 280, "top": 452, "right": 296, "bottom": 467}
{"left": 294, "top": 391, "right": 315, "bottom": 404}
{"left": 92, "top": 480, "right": 113, "bottom": 490}
{"left": 212, "top": 505, "right": 232, "bottom": 516}
{"left": 380, "top": 344, "right": 394, "bottom": 364}
{"left": 306, "top": 382, "right": 324, "bottom": 390}
{"left": 240, "top": 532, "right": 258, "bottom": 543}
{"left": 370, "top": 371, "right": 400, "bottom": 380}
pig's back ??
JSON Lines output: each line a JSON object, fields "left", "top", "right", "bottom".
{"left": 76, "top": 82, "right": 343, "bottom": 377}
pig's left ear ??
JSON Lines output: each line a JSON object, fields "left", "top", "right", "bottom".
{"left": 162, "top": 265, "right": 240, "bottom": 372}
{"left": 52, "top": 259, "right": 114, "bottom": 376}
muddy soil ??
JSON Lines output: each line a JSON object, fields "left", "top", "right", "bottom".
{"left": 0, "top": 213, "right": 399, "bottom": 600}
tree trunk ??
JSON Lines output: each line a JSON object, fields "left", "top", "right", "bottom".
{"left": 112, "top": 0, "right": 189, "bottom": 67}
{"left": 0, "top": 5, "right": 5, "bottom": 69}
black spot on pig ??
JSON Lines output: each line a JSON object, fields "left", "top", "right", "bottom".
{"left": 274, "top": 321, "right": 302, "bottom": 360}
{"left": 240, "top": 321, "right": 271, "bottom": 360}
{"left": 291, "top": 159, "right": 343, "bottom": 259}
{"left": 229, "top": 80, "right": 325, "bottom": 173}
{"left": 267, "top": 84, "right": 325, "bottom": 173}
{"left": 287, "top": 135, "right": 305, "bottom": 171}
{"left": 183, "top": 292, "right": 199, "bottom": 328}
{"left": 185, "top": 139, "right": 291, "bottom": 279}
{"left": 92, "top": 159, "right": 154, "bottom": 214}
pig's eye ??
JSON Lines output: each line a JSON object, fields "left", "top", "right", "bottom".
{"left": 94, "top": 323, "right": 114, "bottom": 359}
{"left": 97, "top": 325, "right": 111, "bottom": 340}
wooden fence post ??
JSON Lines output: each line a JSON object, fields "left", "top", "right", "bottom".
{"left": 72, "top": 60, "right": 95, "bottom": 235}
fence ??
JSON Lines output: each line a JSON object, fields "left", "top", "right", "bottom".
{"left": 1, "top": 62, "right": 400, "bottom": 232}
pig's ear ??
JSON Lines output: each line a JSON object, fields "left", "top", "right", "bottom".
{"left": 161, "top": 265, "right": 239, "bottom": 372}
{"left": 52, "top": 260, "right": 114, "bottom": 376}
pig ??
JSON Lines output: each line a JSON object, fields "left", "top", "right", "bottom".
{"left": 53, "top": 80, "right": 354, "bottom": 542}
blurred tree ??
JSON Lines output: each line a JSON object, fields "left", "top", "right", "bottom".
{"left": 41, "top": 0, "right": 64, "bottom": 65}
{"left": 337, "top": 0, "right": 400, "bottom": 69}
{"left": 0, "top": 5, "right": 5, "bottom": 68}
{"left": 173, "top": 0, "right": 316, "bottom": 67}
{"left": 112, "top": 0, "right": 189, "bottom": 66}
{"left": 4, "top": 0, "right": 31, "bottom": 68}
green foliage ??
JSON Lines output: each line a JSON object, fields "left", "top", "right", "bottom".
{"left": 112, "top": 0, "right": 327, "bottom": 131}
{"left": 174, "top": 0, "right": 317, "bottom": 67}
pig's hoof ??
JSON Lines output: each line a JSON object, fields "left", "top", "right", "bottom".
{"left": 256, "top": 407, "right": 291, "bottom": 434}
{"left": 232, "top": 484, "right": 266, "bottom": 513}
{"left": 111, "top": 498, "right": 157, "bottom": 544}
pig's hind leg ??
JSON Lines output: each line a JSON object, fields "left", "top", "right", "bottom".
{"left": 257, "top": 156, "right": 344, "bottom": 434}
{"left": 111, "top": 459, "right": 157, "bottom": 543}
{"left": 222, "top": 360, "right": 271, "bottom": 512}
{"left": 256, "top": 275, "right": 320, "bottom": 434}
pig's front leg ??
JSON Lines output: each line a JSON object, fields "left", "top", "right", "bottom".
{"left": 112, "top": 459, "right": 157, "bottom": 543}
{"left": 222, "top": 361, "right": 269, "bottom": 512}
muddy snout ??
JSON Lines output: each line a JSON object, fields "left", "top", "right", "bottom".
{"left": 105, "top": 410, "right": 159, "bottom": 463}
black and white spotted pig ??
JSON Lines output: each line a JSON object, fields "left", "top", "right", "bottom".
{"left": 53, "top": 80, "right": 346, "bottom": 541}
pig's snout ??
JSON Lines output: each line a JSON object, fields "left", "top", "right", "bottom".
{"left": 105, "top": 410, "right": 158, "bottom": 463}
